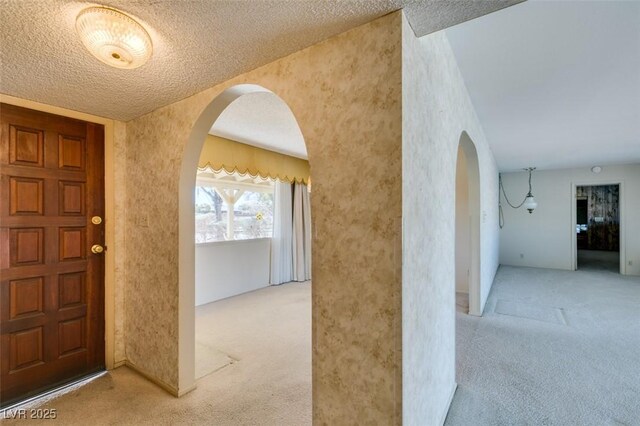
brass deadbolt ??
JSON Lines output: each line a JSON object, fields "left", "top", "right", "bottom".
{"left": 91, "top": 216, "right": 102, "bottom": 225}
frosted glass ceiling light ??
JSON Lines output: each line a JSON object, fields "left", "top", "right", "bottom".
{"left": 76, "top": 7, "right": 152, "bottom": 69}
{"left": 523, "top": 193, "right": 538, "bottom": 214}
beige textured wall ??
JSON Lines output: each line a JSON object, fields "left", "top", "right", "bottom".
{"left": 455, "top": 146, "right": 470, "bottom": 293}
{"left": 112, "top": 120, "right": 127, "bottom": 364}
{"left": 124, "top": 12, "right": 403, "bottom": 423}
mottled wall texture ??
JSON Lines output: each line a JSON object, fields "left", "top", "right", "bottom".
{"left": 401, "top": 14, "right": 500, "bottom": 426}
{"left": 124, "top": 12, "right": 403, "bottom": 424}
{"left": 112, "top": 120, "right": 127, "bottom": 365}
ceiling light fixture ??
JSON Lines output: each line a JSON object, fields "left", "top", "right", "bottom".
{"left": 76, "top": 6, "right": 152, "bottom": 69}
{"left": 499, "top": 167, "right": 538, "bottom": 228}
{"left": 591, "top": 166, "right": 602, "bottom": 173}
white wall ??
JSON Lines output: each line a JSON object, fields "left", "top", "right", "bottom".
{"left": 500, "top": 164, "right": 640, "bottom": 276}
{"left": 195, "top": 238, "right": 271, "bottom": 305}
{"left": 401, "top": 14, "right": 500, "bottom": 426}
{"left": 455, "top": 146, "right": 470, "bottom": 293}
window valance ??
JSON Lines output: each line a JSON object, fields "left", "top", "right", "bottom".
{"left": 198, "top": 135, "right": 310, "bottom": 184}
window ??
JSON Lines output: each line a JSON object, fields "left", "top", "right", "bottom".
{"left": 195, "top": 170, "right": 274, "bottom": 243}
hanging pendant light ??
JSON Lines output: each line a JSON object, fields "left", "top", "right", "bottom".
{"left": 76, "top": 6, "right": 152, "bottom": 69}
{"left": 523, "top": 167, "right": 537, "bottom": 214}
{"left": 498, "top": 167, "right": 538, "bottom": 227}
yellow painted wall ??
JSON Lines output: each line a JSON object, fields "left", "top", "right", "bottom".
{"left": 199, "top": 135, "right": 310, "bottom": 183}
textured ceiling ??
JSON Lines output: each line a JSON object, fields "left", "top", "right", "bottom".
{"left": 404, "top": 0, "right": 522, "bottom": 37}
{"left": 0, "top": 0, "right": 520, "bottom": 121}
{"left": 446, "top": 0, "right": 640, "bottom": 171}
{"left": 210, "top": 92, "right": 307, "bottom": 159}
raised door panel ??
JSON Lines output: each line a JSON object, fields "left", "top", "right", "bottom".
{"left": 9, "top": 228, "right": 44, "bottom": 266}
{"left": 58, "top": 181, "right": 85, "bottom": 216}
{"left": 9, "top": 277, "right": 44, "bottom": 319}
{"left": 58, "top": 136, "right": 85, "bottom": 170}
{"left": 9, "top": 177, "right": 44, "bottom": 215}
{"left": 58, "top": 272, "right": 85, "bottom": 309}
{"left": 9, "top": 327, "right": 44, "bottom": 372}
{"left": 58, "top": 227, "right": 85, "bottom": 262}
{"left": 9, "top": 126, "right": 44, "bottom": 167}
{"left": 58, "top": 318, "right": 85, "bottom": 357}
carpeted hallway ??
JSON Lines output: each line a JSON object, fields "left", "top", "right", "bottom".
{"left": 4, "top": 267, "right": 639, "bottom": 425}
{"left": 446, "top": 265, "right": 640, "bottom": 425}
{"left": 1, "top": 282, "right": 311, "bottom": 425}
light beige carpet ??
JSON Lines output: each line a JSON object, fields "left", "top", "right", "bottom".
{"left": 195, "top": 339, "right": 235, "bottom": 379}
{"left": 1, "top": 281, "right": 311, "bottom": 425}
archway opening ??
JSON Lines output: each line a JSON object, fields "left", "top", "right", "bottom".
{"left": 455, "top": 132, "right": 481, "bottom": 317}
{"left": 178, "top": 85, "right": 312, "bottom": 417}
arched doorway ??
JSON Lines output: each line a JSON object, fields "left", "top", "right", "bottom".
{"left": 177, "top": 84, "right": 311, "bottom": 395}
{"left": 455, "top": 132, "right": 481, "bottom": 316}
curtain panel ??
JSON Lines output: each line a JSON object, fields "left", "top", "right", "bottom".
{"left": 270, "top": 181, "right": 293, "bottom": 284}
{"left": 270, "top": 181, "right": 312, "bottom": 284}
{"left": 292, "top": 182, "right": 312, "bottom": 282}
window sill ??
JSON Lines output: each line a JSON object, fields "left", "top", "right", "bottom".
{"left": 196, "top": 237, "right": 271, "bottom": 247}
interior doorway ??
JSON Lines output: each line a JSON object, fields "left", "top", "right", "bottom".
{"left": 455, "top": 132, "right": 481, "bottom": 316}
{"left": 575, "top": 184, "right": 620, "bottom": 273}
{"left": 179, "top": 84, "right": 312, "bottom": 418}
{"left": 192, "top": 88, "right": 311, "bottom": 379}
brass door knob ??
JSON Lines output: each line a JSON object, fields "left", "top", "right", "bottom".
{"left": 91, "top": 244, "right": 104, "bottom": 254}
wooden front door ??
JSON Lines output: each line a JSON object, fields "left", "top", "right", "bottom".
{"left": 0, "top": 104, "right": 105, "bottom": 407}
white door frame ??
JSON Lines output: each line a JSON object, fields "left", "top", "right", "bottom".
{"left": 571, "top": 180, "right": 625, "bottom": 274}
